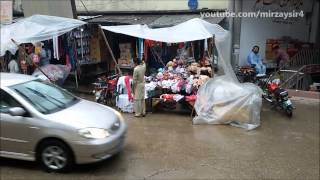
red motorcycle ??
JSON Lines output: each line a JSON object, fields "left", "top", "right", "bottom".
{"left": 92, "top": 74, "right": 119, "bottom": 106}
{"left": 259, "top": 73, "right": 293, "bottom": 117}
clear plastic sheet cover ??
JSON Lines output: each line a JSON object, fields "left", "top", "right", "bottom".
{"left": 193, "top": 75, "right": 262, "bottom": 130}
{"left": 193, "top": 32, "right": 263, "bottom": 130}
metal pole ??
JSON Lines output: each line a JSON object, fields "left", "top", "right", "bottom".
{"left": 81, "top": 28, "right": 84, "bottom": 61}
{"left": 296, "top": 73, "right": 298, "bottom": 91}
{"left": 99, "top": 25, "right": 122, "bottom": 75}
{"left": 70, "top": 0, "right": 78, "bottom": 19}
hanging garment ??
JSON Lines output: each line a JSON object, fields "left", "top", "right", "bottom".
{"left": 207, "top": 38, "right": 213, "bottom": 57}
{"left": 53, "top": 36, "right": 60, "bottom": 60}
{"left": 35, "top": 46, "right": 41, "bottom": 55}
{"left": 124, "top": 75, "right": 133, "bottom": 102}
{"left": 204, "top": 39, "right": 208, "bottom": 52}
{"left": 40, "top": 49, "right": 51, "bottom": 66}
{"left": 59, "top": 36, "right": 64, "bottom": 58}
{"left": 149, "top": 45, "right": 164, "bottom": 69}
{"left": 144, "top": 39, "right": 156, "bottom": 61}
{"left": 65, "top": 54, "right": 71, "bottom": 69}
{"left": 68, "top": 48, "right": 77, "bottom": 71}
{"left": 136, "top": 39, "right": 139, "bottom": 60}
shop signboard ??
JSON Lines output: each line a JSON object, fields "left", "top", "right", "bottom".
{"left": 0, "top": 0, "right": 13, "bottom": 25}
{"left": 252, "top": 0, "right": 313, "bottom": 25}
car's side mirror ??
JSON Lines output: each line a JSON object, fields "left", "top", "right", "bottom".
{"left": 8, "top": 107, "right": 26, "bottom": 116}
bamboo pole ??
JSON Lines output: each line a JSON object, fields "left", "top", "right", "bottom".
{"left": 11, "top": 39, "right": 52, "bottom": 82}
{"left": 99, "top": 25, "right": 122, "bottom": 75}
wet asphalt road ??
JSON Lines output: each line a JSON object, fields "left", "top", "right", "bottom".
{"left": 0, "top": 96, "right": 319, "bottom": 180}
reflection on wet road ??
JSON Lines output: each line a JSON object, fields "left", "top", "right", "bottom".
{"left": 1, "top": 97, "right": 319, "bottom": 179}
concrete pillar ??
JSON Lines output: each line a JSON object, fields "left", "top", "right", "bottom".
{"left": 233, "top": 0, "right": 242, "bottom": 67}
{"left": 228, "top": 0, "right": 235, "bottom": 67}
{"left": 228, "top": 0, "right": 242, "bottom": 67}
{"left": 309, "top": 0, "right": 319, "bottom": 44}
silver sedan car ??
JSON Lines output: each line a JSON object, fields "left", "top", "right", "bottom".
{"left": 0, "top": 73, "right": 127, "bottom": 172}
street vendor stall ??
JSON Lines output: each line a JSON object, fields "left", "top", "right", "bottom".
{"left": 0, "top": 14, "right": 86, "bottom": 85}
{"left": 102, "top": 18, "right": 263, "bottom": 130}
{"left": 101, "top": 19, "right": 216, "bottom": 113}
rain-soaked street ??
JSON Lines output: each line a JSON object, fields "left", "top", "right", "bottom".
{"left": 1, "top": 96, "right": 319, "bottom": 180}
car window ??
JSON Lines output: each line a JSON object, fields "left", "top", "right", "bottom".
{"left": 10, "top": 80, "right": 79, "bottom": 114}
{"left": 0, "top": 89, "right": 22, "bottom": 113}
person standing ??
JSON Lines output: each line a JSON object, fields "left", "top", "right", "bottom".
{"left": 272, "top": 44, "right": 289, "bottom": 69}
{"left": 247, "top": 45, "right": 266, "bottom": 75}
{"left": 2, "top": 51, "right": 12, "bottom": 72}
{"left": 133, "top": 60, "right": 146, "bottom": 117}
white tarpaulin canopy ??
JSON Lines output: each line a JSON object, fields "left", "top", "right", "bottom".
{"left": 1, "top": 14, "right": 86, "bottom": 56}
{"left": 101, "top": 18, "right": 228, "bottom": 43}
{"left": 103, "top": 18, "right": 262, "bottom": 130}
{"left": 102, "top": 17, "right": 236, "bottom": 82}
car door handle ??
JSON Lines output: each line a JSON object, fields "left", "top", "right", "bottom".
{"left": 29, "top": 126, "right": 40, "bottom": 130}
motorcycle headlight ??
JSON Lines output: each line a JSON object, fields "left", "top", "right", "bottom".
{"left": 78, "top": 128, "right": 110, "bottom": 139}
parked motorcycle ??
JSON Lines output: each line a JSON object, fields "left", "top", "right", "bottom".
{"left": 92, "top": 74, "right": 118, "bottom": 105}
{"left": 258, "top": 73, "right": 293, "bottom": 117}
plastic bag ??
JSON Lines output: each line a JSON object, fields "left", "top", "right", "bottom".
{"left": 193, "top": 76, "right": 262, "bottom": 130}
{"left": 32, "top": 64, "right": 71, "bottom": 85}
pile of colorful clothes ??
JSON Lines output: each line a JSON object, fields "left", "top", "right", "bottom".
{"left": 144, "top": 58, "right": 213, "bottom": 103}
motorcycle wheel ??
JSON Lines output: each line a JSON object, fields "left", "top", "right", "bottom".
{"left": 97, "top": 98, "right": 103, "bottom": 104}
{"left": 97, "top": 90, "right": 107, "bottom": 104}
{"left": 285, "top": 106, "right": 293, "bottom": 118}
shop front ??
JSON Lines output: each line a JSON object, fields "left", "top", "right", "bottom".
{"left": 0, "top": 15, "right": 86, "bottom": 86}
{"left": 238, "top": 0, "right": 319, "bottom": 68}
{"left": 99, "top": 18, "right": 262, "bottom": 130}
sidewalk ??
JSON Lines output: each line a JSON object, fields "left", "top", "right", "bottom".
{"left": 287, "top": 89, "right": 320, "bottom": 99}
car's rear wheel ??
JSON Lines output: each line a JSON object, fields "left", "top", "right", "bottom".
{"left": 37, "top": 140, "right": 74, "bottom": 173}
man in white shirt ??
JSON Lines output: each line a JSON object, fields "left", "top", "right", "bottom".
{"left": 8, "top": 59, "right": 19, "bottom": 73}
